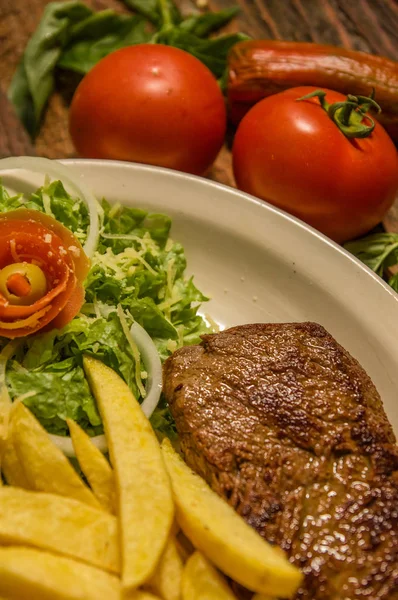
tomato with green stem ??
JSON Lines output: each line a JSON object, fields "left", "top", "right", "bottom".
{"left": 69, "top": 44, "right": 227, "bottom": 176}
{"left": 232, "top": 86, "right": 398, "bottom": 243}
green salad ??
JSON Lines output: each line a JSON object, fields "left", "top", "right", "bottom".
{"left": 0, "top": 173, "right": 211, "bottom": 440}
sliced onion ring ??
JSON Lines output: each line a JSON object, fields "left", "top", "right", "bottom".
{"left": 50, "top": 320, "right": 163, "bottom": 456}
{"left": 131, "top": 321, "right": 163, "bottom": 419}
{"left": 0, "top": 156, "right": 99, "bottom": 258}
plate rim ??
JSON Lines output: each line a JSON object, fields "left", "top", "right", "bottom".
{"left": 61, "top": 157, "right": 398, "bottom": 305}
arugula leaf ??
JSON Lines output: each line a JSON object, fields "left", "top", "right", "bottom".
{"left": 8, "top": 1, "right": 93, "bottom": 137}
{"left": 178, "top": 6, "right": 240, "bottom": 37}
{"left": 58, "top": 13, "right": 151, "bottom": 75}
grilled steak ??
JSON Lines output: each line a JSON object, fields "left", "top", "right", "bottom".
{"left": 163, "top": 323, "right": 398, "bottom": 599}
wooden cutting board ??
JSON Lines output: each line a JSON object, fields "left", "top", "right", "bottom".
{"left": 0, "top": 0, "right": 397, "bottom": 233}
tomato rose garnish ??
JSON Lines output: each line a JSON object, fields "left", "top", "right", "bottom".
{"left": 0, "top": 209, "right": 90, "bottom": 338}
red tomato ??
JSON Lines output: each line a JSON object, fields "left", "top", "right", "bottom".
{"left": 232, "top": 86, "right": 398, "bottom": 242}
{"left": 69, "top": 44, "right": 227, "bottom": 176}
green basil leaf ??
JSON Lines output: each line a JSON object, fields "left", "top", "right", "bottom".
{"left": 123, "top": 0, "right": 181, "bottom": 27}
{"left": 58, "top": 13, "right": 150, "bottom": 74}
{"left": 178, "top": 6, "right": 240, "bottom": 37}
{"left": 157, "top": 29, "right": 249, "bottom": 77}
{"left": 161, "top": 0, "right": 182, "bottom": 26}
{"left": 7, "top": 62, "right": 36, "bottom": 138}
{"left": 388, "top": 272, "right": 398, "bottom": 293}
{"left": 122, "top": 0, "right": 160, "bottom": 24}
{"left": 8, "top": 0, "right": 93, "bottom": 137}
{"left": 345, "top": 233, "right": 398, "bottom": 276}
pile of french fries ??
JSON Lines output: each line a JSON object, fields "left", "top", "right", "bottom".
{"left": 0, "top": 356, "right": 303, "bottom": 600}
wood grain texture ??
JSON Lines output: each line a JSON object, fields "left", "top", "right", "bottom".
{"left": 0, "top": 89, "right": 35, "bottom": 158}
{"left": 0, "top": 0, "right": 397, "bottom": 230}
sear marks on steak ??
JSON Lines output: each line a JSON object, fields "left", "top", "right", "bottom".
{"left": 163, "top": 323, "right": 398, "bottom": 600}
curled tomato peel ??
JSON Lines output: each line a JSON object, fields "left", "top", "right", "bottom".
{"left": 0, "top": 210, "right": 90, "bottom": 338}
{"left": 51, "top": 282, "right": 85, "bottom": 331}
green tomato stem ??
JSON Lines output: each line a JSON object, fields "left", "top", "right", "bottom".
{"left": 297, "top": 89, "right": 382, "bottom": 139}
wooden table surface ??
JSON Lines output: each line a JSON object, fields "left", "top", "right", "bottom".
{"left": 1, "top": 0, "right": 397, "bottom": 232}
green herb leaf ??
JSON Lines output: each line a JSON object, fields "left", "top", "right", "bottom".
{"left": 0, "top": 178, "right": 213, "bottom": 438}
{"left": 345, "top": 233, "right": 398, "bottom": 276}
{"left": 7, "top": 62, "right": 36, "bottom": 139}
{"left": 122, "top": 0, "right": 181, "bottom": 27}
{"left": 58, "top": 13, "right": 151, "bottom": 74}
{"left": 0, "top": 183, "right": 25, "bottom": 212}
{"left": 8, "top": 0, "right": 93, "bottom": 137}
{"left": 150, "top": 394, "right": 177, "bottom": 440}
{"left": 7, "top": 362, "right": 101, "bottom": 436}
{"left": 157, "top": 29, "right": 249, "bottom": 77}
{"left": 0, "top": 179, "right": 89, "bottom": 244}
{"left": 388, "top": 272, "right": 398, "bottom": 292}
{"left": 122, "top": 0, "right": 161, "bottom": 24}
{"left": 178, "top": 6, "right": 240, "bottom": 37}
{"left": 6, "top": 311, "right": 143, "bottom": 436}
{"left": 9, "top": 0, "right": 245, "bottom": 137}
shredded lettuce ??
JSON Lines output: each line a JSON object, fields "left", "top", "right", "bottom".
{"left": 0, "top": 178, "right": 89, "bottom": 244}
{"left": 0, "top": 180, "right": 212, "bottom": 438}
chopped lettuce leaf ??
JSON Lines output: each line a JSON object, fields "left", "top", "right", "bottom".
{"left": 85, "top": 199, "right": 210, "bottom": 345}
{"left": 0, "top": 184, "right": 25, "bottom": 211}
{"left": 7, "top": 362, "right": 101, "bottom": 436}
{"left": 6, "top": 312, "right": 140, "bottom": 435}
{"left": 150, "top": 394, "right": 178, "bottom": 441}
{"left": 0, "top": 180, "right": 212, "bottom": 440}
{"left": 0, "top": 178, "right": 89, "bottom": 244}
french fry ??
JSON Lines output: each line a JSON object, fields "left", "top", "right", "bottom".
{"left": 252, "top": 596, "right": 277, "bottom": 600}
{"left": 11, "top": 402, "right": 101, "bottom": 509}
{"left": 175, "top": 530, "right": 195, "bottom": 563}
{"left": 0, "top": 546, "right": 121, "bottom": 600}
{"left": 83, "top": 356, "right": 174, "bottom": 593}
{"left": 161, "top": 439, "right": 303, "bottom": 597}
{"left": 0, "top": 487, "right": 120, "bottom": 573}
{"left": 1, "top": 423, "right": 30, "bottom": 489}
{"left": 129, "top": 593, "right": 162, "bottom": 600}
{"left": 181, "top": 551, "right": 237, "bottom": 600}
{"left": 67, "top": 419, "right": 115, "bottom": 513}
{"left": 148, "top": 537, "right": 183, "bottom": 600}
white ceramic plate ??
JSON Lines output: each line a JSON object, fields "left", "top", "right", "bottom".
{"left": 3, "top": 159, "right": 398, "bottom": 434}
